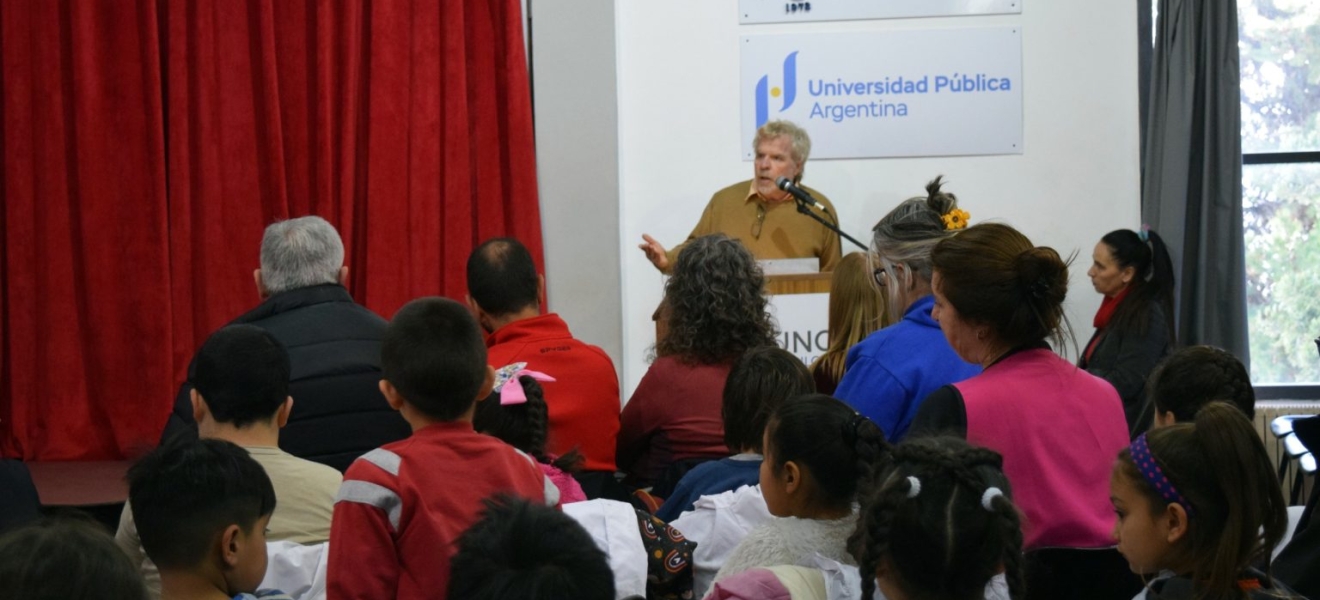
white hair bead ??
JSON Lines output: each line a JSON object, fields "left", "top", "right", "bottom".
{"left": 981, "top": 487, "right": 1004, "bottom": 511}
{"left": 905, "top": 476, "right": 922, "bottom": 498}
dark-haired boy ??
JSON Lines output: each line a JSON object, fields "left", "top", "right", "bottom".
{"left": 328, "top": 297, "right": 557, "bottom": 600}
{"left": 128, "top": 437, "right": 285, "bottom": 600}
{"left": 117, "top": 325, "right": 342, "bottom": 598}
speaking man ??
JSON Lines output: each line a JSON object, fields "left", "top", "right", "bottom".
{"left": 639, "top": 120, "right": 842, "bottom": 273}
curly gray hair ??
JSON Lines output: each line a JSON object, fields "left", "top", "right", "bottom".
{"left": 658, "top": 234, "right": 778, "bottom": 365}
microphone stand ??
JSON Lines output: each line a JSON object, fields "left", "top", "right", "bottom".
{"left": 794, "top": 199, "right": 869, "bottom": 251}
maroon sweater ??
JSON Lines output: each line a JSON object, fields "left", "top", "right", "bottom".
{"left": 617, "top": 356, "right": 732, "bottom": 486}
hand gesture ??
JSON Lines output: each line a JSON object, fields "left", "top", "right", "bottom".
{"left": 639, "top": 234, "right": 670, "bottom": 271}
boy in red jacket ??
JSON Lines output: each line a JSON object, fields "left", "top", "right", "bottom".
{"left": 327, "top": 297, "right": 557, "bottom": 600}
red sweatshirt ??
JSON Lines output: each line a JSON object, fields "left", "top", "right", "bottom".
{"left": 486, "top": 313, "right": 621, "bottom": 472}
{"left": 327, "top": 421, "right": 554, "bottom": 599}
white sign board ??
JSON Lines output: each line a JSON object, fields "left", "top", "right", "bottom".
{"left": 768, "top": 293, "right": 830, "bottom": 366}
{"left": 741, "top": 0, "right": 1022, "bottom": 24}
{"left": 741, "top": 27, "right": 1023, "bottom": 159}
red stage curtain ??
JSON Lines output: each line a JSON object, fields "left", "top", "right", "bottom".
{"left": 1, "top": 0, "right": 542, "bottom": 461}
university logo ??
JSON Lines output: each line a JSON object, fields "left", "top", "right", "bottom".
{"left": 754, "top": 51, "right": 799, "bottom": 128}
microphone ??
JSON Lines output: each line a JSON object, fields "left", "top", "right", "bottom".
{"left": 775, "top": 177, "right": 828, "bottom": 212}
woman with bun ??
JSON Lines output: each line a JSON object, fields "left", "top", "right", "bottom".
{"left": 910, "top": 223, "right": 1129, "bottom": 552}
{"left": 833, "top": 177, "right": 980, "bottom": 442}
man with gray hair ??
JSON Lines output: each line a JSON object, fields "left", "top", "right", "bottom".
{"left": 160, "top": 216, "right": 409, "bottom": 472}
{"left": 639, "top": 120, "right": 842, "bottom": 273}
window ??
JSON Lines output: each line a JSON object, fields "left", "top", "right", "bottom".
{"left": 1142, "top": 0, "right": 1320, "bottom": 387}
{"left": 1238, "top": 0, "right": 1320, "bottom": 385}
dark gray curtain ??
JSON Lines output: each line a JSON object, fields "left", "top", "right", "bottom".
{"left": 1141, "top": 0, "right": 1247, "bottom": 365}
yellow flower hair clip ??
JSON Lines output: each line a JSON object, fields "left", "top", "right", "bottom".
{"left": 942, "top": 208, "right": 970, "bottom": 231}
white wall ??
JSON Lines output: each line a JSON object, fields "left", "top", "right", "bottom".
{"left": 532, "top": 1, "right": 1143, "bottom": 398}
{"left": 613, "top": 1, "right": 1142, "bottom": 397}
{"left": 532, "top": 0, "right": 624, "bottom": 365}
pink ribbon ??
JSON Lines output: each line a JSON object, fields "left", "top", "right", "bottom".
{"left": 493, "top": 362, "right": 556, "bottom": 405}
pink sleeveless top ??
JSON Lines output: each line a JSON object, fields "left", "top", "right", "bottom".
{"left": 956, "top": 348, "right": 1128, "bottom": 550}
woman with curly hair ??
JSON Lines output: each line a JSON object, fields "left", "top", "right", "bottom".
{"left": 617, "top": 234, "right": 778, "bottom": 489}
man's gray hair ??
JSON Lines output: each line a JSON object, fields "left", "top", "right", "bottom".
{"left": 754, "top": 120, "right": 812, "bottom": 177}
{"left": 259, "top": 216, "right": 345, "bottom": 295}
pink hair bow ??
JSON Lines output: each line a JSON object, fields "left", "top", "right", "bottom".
{"left": 492, "top": 362, "right": 556, "bottom": 406}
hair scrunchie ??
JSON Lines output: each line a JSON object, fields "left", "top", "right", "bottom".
{"left": 905, "top": 476, "right": 922, "bottom": 498}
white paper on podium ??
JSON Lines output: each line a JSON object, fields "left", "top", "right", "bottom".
{"left": 758, "top": 258, "right": 819, "bottom": 275}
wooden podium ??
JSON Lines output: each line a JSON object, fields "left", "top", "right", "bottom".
{"left": 654, "top": 272, "right": 833, "bottom": 342}
{"left": 765, "top": 272, "right": 832, "bottom": 295}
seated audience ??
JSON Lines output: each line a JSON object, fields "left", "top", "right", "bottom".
{"left": 910, "top": 223, "right": 1129, "bottom": 552}
{"left": 468, "top": 237, "right": 622, "bottom": 493}
{"left": 618, "top": 234, "right": 778, "bottom": 488}
{"left": 475, "top": 364, "right": 588, "bottom": 504}
{"left": 448, "top": 495, "right": 616, "bottom": 600}
{"left": 834, "top": 177, "right": 980, "bottom": 441}
{"left": 656, "top": 345, "right": 813, "bottom": 522}
{"left": 328, "top": 297, "right": 556, "bottom": 599}
{"left": 809, "top": 252, "right": 891, "bottom": 395}
{"left": 850, "top": 436, "right": 1025, "bottom": 600}
{"left": 712, "top": 395, "right": 887, "bottom": 586}
{"left": 117, "top": 324, "right": 342, "bottom": 599}
{"left": 128, "top": 437, "right": 289, "bottom": 600}
{"left": 1079, "top": 227, "right": 1176, "bottom": 437}
{"left": 1146, "top": 345, "right": 1255, "bottom": 426}
{"left": 162, "top": 216, "right": 408, "bottom": 472}
{"left": 1109, "top": 402, "right": 1300, "bottom": 599}
{"left": 0, "top": 516, "right": 148, "bottom": 600}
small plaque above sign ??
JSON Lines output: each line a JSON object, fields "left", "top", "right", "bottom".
{"left": 740, "top": 0, "right": 1022, "bottom": 25}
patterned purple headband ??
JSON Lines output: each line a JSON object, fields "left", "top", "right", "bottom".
{"left": 1130, "top": 432, "right": 1194, "bottom": 517}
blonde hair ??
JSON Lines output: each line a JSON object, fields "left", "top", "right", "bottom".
{"left": 810, "top": 253, "right": 891, "bottom": 389}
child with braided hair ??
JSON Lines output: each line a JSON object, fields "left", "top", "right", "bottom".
{"left": 849, "top": 436, "right": 1024, "bottom": 600}
{"left": 474, "top": 363, "right": 587, "bottom": 504}
{"left": 709, "top": 394, "right": 888, "bottom": 588}
{"left": 1110, "top": 402, "right": 1302, "bottom": 599}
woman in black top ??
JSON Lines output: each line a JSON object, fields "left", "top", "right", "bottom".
{"left": 1079, "top": 228, "right": 1176, "bottom": 437}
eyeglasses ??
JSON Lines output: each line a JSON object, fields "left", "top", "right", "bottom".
{"left": 872, "top": 268, "right": 888, "bottom": 288}
{"left": 752, "top": 202, "right": 766, "bottom": 240}
{"left": 872, "top": 262, "right": 905, "bottom": 289}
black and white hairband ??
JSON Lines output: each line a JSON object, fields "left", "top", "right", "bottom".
{"left": 904, "top": 476, "right": 1004, "bottom": 511}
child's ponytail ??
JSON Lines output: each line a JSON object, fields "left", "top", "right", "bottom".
{"left": 474, "top": 368, "right": 584, "bottom": 473}
{"left": 1191, "top": 402, "right": 1288, "bottom": 587}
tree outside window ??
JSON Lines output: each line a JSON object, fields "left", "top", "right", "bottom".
{"left": 1238, "top": 0, "right": 1320, "bottom": 383}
